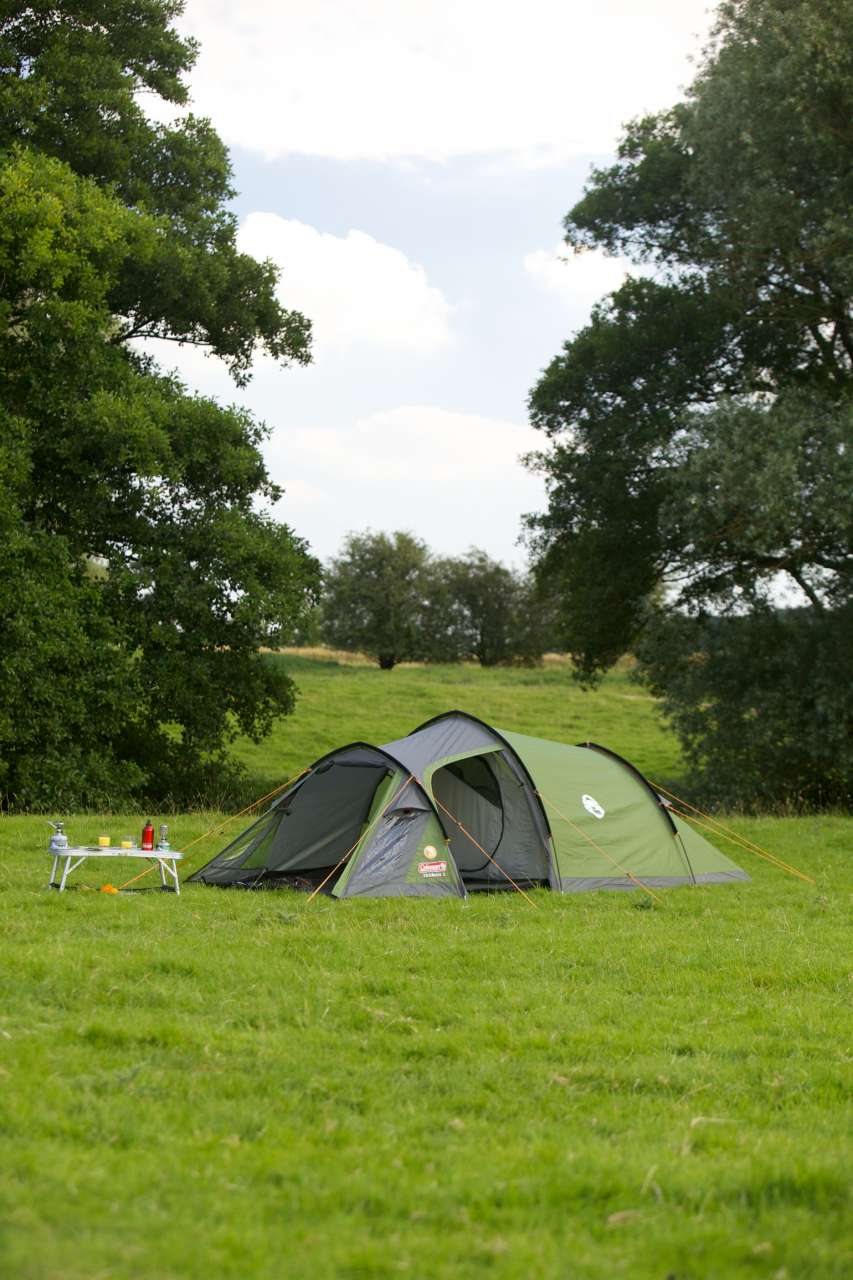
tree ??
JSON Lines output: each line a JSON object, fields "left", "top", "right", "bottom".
{"left": 527, "top": 0, "right": 853, "bottom": 676}
{"left": 322, "top": 532, "right": 434, "bottom": 669}
{"left": 321, "top": 536, "right": 554, "bottom": 670}
{"left": 0, "top": 5, "right": 318, "bottom": 808}
{"left": 631, "top": 391, "right": 852, "bottom": 807}
{"left": 432, "top": 551, "right": 552, "bottom": 667}
{"left": 656, "top": 394, "right": 852, "bottom": 613}
{"left": 0, "top": 2, "right": 311, "bottom": 381}
{"left": 525, "top": 0, "right": 853, "bottom": 804}
{"left": 635, "top": 606, "right": 853, "bottom": 810}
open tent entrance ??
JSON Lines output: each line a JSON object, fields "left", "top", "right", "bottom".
{"left": 195, "top": 745, "right": 402, "bottom": 890}
{"left": 428, "top": 748, "right": 552, "bottom": 890}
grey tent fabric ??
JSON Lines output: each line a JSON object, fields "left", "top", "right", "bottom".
{"left": 383, "top": 714, "right": 500, "bottom": 778}
{"left": 486, "top": 752, "right": 553, "bottom": 884}
{"left": 193, "top": 746, "right": 395, "bottom": 886}
{"left": 384, "top": 712, "right": 555, "bottom": 885}
{"left": 430, "top": 749, "right": 552, "bottom": 885}
{"left": 432, "top": 756, "right": 503, "bottom": 869}
{"left": 339, "top": 805, "right": 465, "bottom": 899}
{"left": 558, "top": 871, "right": 750, "bottom": 892}
{"left": 269, "top": 764, "right": 386, "bottom": 870}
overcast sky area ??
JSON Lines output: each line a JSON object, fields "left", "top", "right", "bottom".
{"left": 147, "top": 0, "right": 716, "bottom": 568}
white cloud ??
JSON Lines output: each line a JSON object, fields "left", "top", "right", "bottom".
{"left": 267, "top": 406, "right": 546, "bottom": 565}
{"left": 159, "top": 0, "right": 715, "bottom": 165}
{"left": 523, "top": 244, "right": 634, "bottom": 308}
{"left": 238, "top": 213, "right": 453, "bottom": 355}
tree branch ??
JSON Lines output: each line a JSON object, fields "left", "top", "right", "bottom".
{"left": 783, "top": 566, "right": 825, "bottom": 611}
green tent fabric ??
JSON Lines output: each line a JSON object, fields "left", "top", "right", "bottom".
{"left": 189, "top": 712, "right": 748, "bottom": 897}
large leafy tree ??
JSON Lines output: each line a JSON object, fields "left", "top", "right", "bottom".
{"left": 0, "top": 1, "right": 311, "bottom": 379}
{"left": 528, "top": 0, "right": 852, "bottom": 666}
{"left": 430, "top": 551, "right": 553, "bottom": 667}
{"left": 526, "top": 0, "right": 852, "bottom": 803}
{"left": 321, "top": 535, "right": 555, "bottom": 670}
{"left": 0, "top": 5, "right": 318, "bottom": 808}
{"left": 322, "top": 532, "right": 434, "bottom": 670}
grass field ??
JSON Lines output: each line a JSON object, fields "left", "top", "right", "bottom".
{"left": 234, "top": 652, "right": 685, "bottom": 800}
{"left": 1, "top": 654, "right": 851, "bottom": 1278}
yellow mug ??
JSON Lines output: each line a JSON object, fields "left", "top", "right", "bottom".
{"left": 120, "top": 839, "right": 133, "bottom": 849}
{"left": 98, "top": 835, "right": 110, "bottom": 847}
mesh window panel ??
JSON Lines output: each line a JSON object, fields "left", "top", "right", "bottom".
{"left": 211, "top": 811, "right": 280, "bottom": 872}
{"left": 241, "top": 818, "right": 285, "bottom": 870}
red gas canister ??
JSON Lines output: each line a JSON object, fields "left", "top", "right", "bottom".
{"left": 141, "top": 820, "right": 154, "bottom": 851}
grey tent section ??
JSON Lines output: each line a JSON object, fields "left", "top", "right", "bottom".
{"left": 382, "top": 714, "right": 500, "bottom": 773}
{"left": 333, "top": 778, "right": 465, "bottom": 899}
{"left": 190, "top": 743, "right": 403, "bottom": 887}
{"left": 189, "top": 738, "right": 466, "bottom": 898}
{"left": 189, "top": 710, "right": 749, "bottom": 897}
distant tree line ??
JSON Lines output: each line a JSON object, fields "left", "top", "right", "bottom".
{"left": 318, "top": 531, "right": 556, "bottom": 670}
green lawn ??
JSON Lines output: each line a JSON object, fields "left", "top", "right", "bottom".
{"left": 1, "top": 655, "right": 850, "bottom": 1278}
{"left": 234, "top": 652, "right": 685, "bottom": 799}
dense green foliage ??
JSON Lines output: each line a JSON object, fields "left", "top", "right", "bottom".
{"left": 526, "top": 0, "right": 852, "bottom": 805}
{"left": 636, "top": 606, "right": 853, "bottom": 810}
{"left": 322, "top": 531, "right": 435, "bottom": 669}
{"left": 1, "top": 810, "right": 850, "bottom": 1278}
{"left": 429, "top": 550, "right": 555, "bottom": 667}
{"left": 0, "top": 1, "right": 310, "bottom": 380}
{"left": 322, "top": 534, "right": 552, "bottom": 670}
{"left": 0, "top": 4, "right": 319, "bottom": 809}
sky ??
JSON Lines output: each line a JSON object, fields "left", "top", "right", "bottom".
{"left": 147, "top": 0, "right": 717, "bottom": 568}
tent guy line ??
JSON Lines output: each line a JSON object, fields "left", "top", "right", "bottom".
{"left": 108, "top": 719, "right": 811, "bottom": 901}
{"left": 654, "top": 796, "right": 816, "bottom": 885}
{"left": 113, "top": 768, "right": 311, "bottom": 893}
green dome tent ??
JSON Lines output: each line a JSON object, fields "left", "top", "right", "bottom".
{"left": 189, "top": 712, "right": 748, "bottom": 897}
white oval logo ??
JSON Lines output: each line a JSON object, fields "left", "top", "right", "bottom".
{"left": 422, "top": 845, "right": 437, "bottom": 857}
{"left": 581, "top": 794, "right": 605, "bottom": 820}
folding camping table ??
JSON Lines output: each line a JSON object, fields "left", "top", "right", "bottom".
{"left": 47, "top": 846, "right": 183, "bottom": 893}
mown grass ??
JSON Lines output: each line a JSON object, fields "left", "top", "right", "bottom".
{"left": 1, "top": 811, "right": 850, "bottom": 1279}
{"left": 1, "top": 655, "right": 850, "bottom": 1277}
{"left": 233, "top": 653, "right": 685, "bottom": 801}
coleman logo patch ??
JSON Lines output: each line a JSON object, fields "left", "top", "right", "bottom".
{"left": 418, "top": 860, "right": 448, "bottom": 878}
{"left": 581, "top": 793, "right": 606, "bottom": 820}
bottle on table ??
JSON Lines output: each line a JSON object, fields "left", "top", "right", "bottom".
{"left": 141, "top": 820, "right": 154, "bottom": 851}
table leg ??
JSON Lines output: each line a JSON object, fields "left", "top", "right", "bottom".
{"left": 49, "top": 855, "right": 59, "bottom": 888}
{"left": 58, "top": 855, "right": 88, "bottom": 891}
{"left": 160, "top": 858, "right": 180, "bottom": 895}
{"left": 159, "top": 858, "right": 167, "bottom": 888}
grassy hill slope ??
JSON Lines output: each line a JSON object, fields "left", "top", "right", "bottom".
{"left": 234, "top": 652, "right": 685, "bottom": 798}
